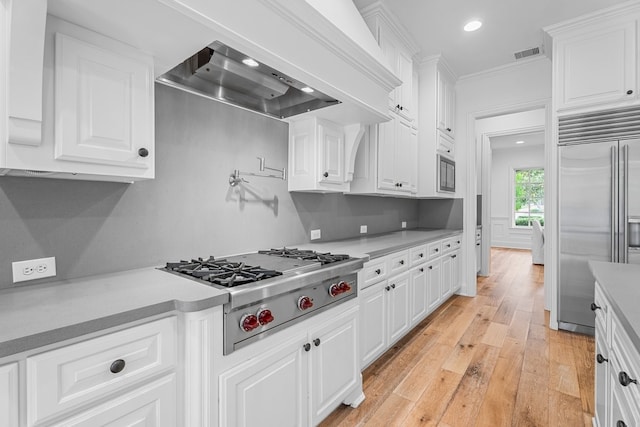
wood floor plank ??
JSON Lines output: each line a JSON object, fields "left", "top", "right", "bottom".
{"left": 321, "top": 248, "right": 594, "bottom": 427}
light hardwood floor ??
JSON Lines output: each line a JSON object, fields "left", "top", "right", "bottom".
{"left": 321, "top": 247, "right": 595, "bottom": 427}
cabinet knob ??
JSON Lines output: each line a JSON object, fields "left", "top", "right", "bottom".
{"left": 385, "top": 285, "right": 391, "bottom": 291}
{"left": 323, "top": 172, "right": 329, "bottom": 178}
{"left": 138, "top": 148, "right": 149, "bottom": 158}
{"left": 596, "top": 354, "right": 608, "bottom": 364}
{"left": 446, "top": 128, "right": 452, "bottom": 132}
{"left": 451, "top": 254, "right": 457, "bottom": 258}
{"left": 400, "top": 106, "right": 404, "bottom": 111}
{"left": 419, "top": 253, "right": 424, "bottom": 258}
{"left": 619, "top": 371, "right": 637, "bottom": 387}
{"left": 617, "top": 421, "right": 628, "bottom": 427}
{"left": 391, "top": 283, "right": 396, "bottom": 289}
{"left": 447, "top": 150, "right": 451, "bottom": 153}
{"left": 313, "top": 338, "right": 321, "bottom": 347}
{"left": 627, "top": 90, "right": 634, "bottom": 95}
{"left": 110, "top": 359, "right": 126, "bottom": 374}
{"left": 428, "top": 266, "right": 433, "bottom": 270}
{"left": 396, "top": 104, "right": 401, "bottom": 109}
{"left": 476, "top": 243, "right": 481, "bottom": 246}
{"left": 303, "top": 343, "right": 311, "bottom": 352}
{"left": 435, "top": 248, "right": 439, "bottom": 252}
{"left": 375, "top": 269, "right": 381, "bottom": 275}
{"left": 419, "top": 268, "right": 424, "bottom": 272}
{"left": 590, "top": 302, "right": 601, "bottom": 311}
{"left": 399, "top": 260, "right": 405, "bottom": 265}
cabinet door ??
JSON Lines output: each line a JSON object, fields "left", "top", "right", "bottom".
{"left": 441, "top": 256, "right": 452, "bottom": 299}
{"left": 436, "top": 70, "right": 448, "bottom": 132}
{"left": 445, "top": 79, "right": 456, "bottom": 138}
{"left": 387, "top": 272, "right": 411, "bottom": 344}
{"left": 309, "top": 306, "right": 359, "bottom": 425}
{"left": 54, "top": 33, "right": 154, "bottom": 172}
{"left": 319, "top": 122, "right": 345, "bottom": 184}
{"left": 378, "top": 32, "right": 399, "bottom": 109}
{"left": 219, "top": 336, "right": 308, "bottom": 427}
{"left": 396, "top": 49, "right": 414, "bottom": 122}
{"left": 594, "top": 331, "right": 609, "bottom": 427}
{"left": 450, "top": 251, "right": 461, "bottom": 293}
{"left": 556, "top": 21, "right": 637, "bottom": 110}
{"left": 377, "top": 119, "right": 398, "bottom": 191}
{"left": 410, "top": 267, "right": 428, "bottom": 325}
{"left": 51, "top": 374, "right": 176, "bottom": 427}
{"left": 360, "top": 282, "right": 387, "bottom": 368}
{"left": 395, "top": 119, "right": 415, "bottom": 192}
{"left": 0, "top": 363, "right": 18, "bottom": 427}
{"left": 426, "top": 260, "right": 442, "bottom": 312}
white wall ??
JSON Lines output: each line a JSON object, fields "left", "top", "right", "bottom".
{"left": 455, "top": 56, "right": 552, "bottom": 297}
{"left": 490, "top": 145, "right": 544, "bottom": 249}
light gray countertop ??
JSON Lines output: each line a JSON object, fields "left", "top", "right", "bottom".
{"left": 0, "top": 267, "right": 228, "bottom": 358}
{"left": 296, "top": 228, "right": 463, "bottom": 259}
{"left": 0, "top": 228, "right": 461, "bottom": 359}
{"left": 589, "top": 261, "right": 640, "bottom": 350}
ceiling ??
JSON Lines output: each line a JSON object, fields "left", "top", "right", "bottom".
{"left": 354, "top": 0, "right": 630, "bottom": 77}
{"left": 490, "top": 131, "right": 545, "bottom": 151}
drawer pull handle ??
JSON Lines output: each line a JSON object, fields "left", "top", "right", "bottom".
{"left": 313, "top": 338, "right": 321, "bottom": 347}
{"left": 590, "top": 302, "right": 601, "bottom": 311}
{"left": 110, "top": 359, "right": 126, "bottom": 374}
{"left": 617, "top": 421, "right": 628, "bottom": 427}
{"left": 596, "top": 354, "right": 608, "bottom": 364}
{"left": 619, "top": 371, "right": 637, "bottom": 387}
{"left": 375, "top": 269, "right": 381, "bottom": 275}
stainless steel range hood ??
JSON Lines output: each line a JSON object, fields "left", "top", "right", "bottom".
{"left": 157, "top": 41, "right": 340, "bottom": 119}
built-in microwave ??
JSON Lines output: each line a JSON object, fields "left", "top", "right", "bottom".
{"left": 438, "top": 154, "right": 455, "bottom": 193}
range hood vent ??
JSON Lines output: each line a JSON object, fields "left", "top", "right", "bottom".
{"left": 157, "top": 41, "right": 341, "bottom": 119}
{"left": 514, "top": 46, "right": 541, "bottom": 60}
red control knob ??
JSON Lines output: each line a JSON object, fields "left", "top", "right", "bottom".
{"left": 240, "top": 314, "right": 260, "bottom": 332}
{"left": 298, "top": 296, "right": 314, "bottom": 310}
{"left": 338, "top": 281, "right": 351, "bottom": 293}
{"left": 329, "top": 281, "right": 352, "bottom": 297}
{"left": 257, "top": 308, "right": 274, "bottom": 325}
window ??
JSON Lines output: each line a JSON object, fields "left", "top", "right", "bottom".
{"left": 514, "top": 168, "right": 544, "bottom": 227}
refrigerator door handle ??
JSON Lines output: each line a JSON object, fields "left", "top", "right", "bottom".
{"left": 624, "top": 144, "right": 629, "bottom": 263}
{"left": 612, "top": 146, "right": 617, "bottom": 262}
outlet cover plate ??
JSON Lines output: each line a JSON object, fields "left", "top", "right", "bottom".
{"left": 12, "top": 257, "right": 56, "bottom": 283}
{"left": 401, "top": 221, "right": 407, "bottom": 229}
{"left": 310, "top": 229, "right": 321, "bottom": 240}
{"left": 360, "top": 225, "right": 367, "bottom": 234}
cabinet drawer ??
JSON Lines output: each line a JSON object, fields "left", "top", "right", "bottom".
{"left": 362, "top": 258, "right": 388, "bottom": 288}
{"left": 442, "top": 236, "right": 461, "bottom": 253}
{"left": 28, "top": 316, "right": 177, "bottom": 424}
{"left": 50, "top": 374, "right": 176, "bottom": 427}
{"left": 427, "top": 241, "right": 442, "bottom": 260}
{"left": 437, "top": 133, "right": 454, "bottom": 157}
{"left": 388, "top": 250, "right": 409, "bottom": 275}
{"left": 409, "top": 245, "right": 428, "bottom": 266}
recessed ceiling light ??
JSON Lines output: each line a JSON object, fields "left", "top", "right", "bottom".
{"left": 464, "top": 20, "right": 482, "bottom": 32}
{"left": 242, "top": 58, "right": 259, "bottom": 67}
{"left": 300, "top": 87, "right": 314, "bottom": 93}
{"left": 515, "top": 140, "right": 525, "bottom": 144}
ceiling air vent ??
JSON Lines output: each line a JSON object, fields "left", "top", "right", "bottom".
{"left": 514, "top": 47, "right": 541, "bottom": 60}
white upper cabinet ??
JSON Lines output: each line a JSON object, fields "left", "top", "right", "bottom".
{"left": 417, "top": 56, "right": 457, "bottom": 198}
{"left": 437, "top": 68, "right": 456, "bottom": 139}
{"left": 2, "top": 15, "right": 154, "bottom": 182}
{"left": 361, "top": 4, "right": 419, "bottom": 125}
{"left": 350, "top": 115, "right": 417, "bottom": 196}
{"left": 288, "top": 117, "right": 349, "bottom": 192}
{"left": 546, "top": 4, "right": 640, "bottom": 114}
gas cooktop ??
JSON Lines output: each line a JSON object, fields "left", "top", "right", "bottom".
{"left": 164, "top": 248, "right": 352, "bottom": 288}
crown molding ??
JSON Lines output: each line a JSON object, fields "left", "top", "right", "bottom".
{"left": 358, "top": 0, "right": 420, "bottom": 55}
{"left": 458, "top": 55, "right": 550, "bottom": 82}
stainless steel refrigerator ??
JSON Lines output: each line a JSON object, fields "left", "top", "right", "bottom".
{"left": 558, "top": 108, "right": 640, "bottom": 334}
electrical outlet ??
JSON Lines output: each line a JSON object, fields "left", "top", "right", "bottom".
{"left": 310, "top": 229, "right": 321, "bottom": 240}
{"left": 12, "top": 257, "right": 56, "bottom": 283}
{"left": 401, "top": 221, "right": 407, "bottom": 229}
{"left": 360, "top": 225, "right": 367, "bottom": 234}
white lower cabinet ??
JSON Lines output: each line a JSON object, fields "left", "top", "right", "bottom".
{"left": 219, "top": 305, "right": 359, "bottom": 427}
{"left": 594, "top": 281, "right": 640, "bottom": 427}
{"left": 410, "top": 266, "right": 428, "bottom": 324}
{"left": 387, "top": 272, "right": 411, "bottom": 345}
{"left": 0, "top": 362, "right": 19, "bottom": 427}
{"left": 426, "top": 259, "right": 442, "bottom": 312}
{"left": 360, "top": 280, "right": 388, "bottom": 368}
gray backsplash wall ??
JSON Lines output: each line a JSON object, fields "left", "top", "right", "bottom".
{"left": 0, "top": 84, "right": 419, "bottom": 288}
{"left": 418, "top": 198, "right": 464, "bottom": 229}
